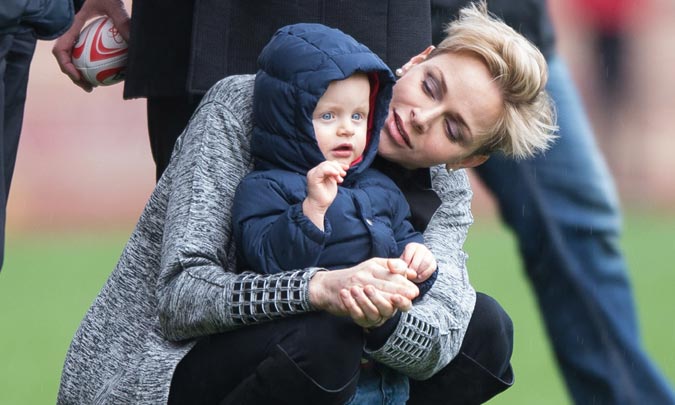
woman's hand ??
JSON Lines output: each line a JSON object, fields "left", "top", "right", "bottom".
{"left": 339, "top": 285, "right": 405, "bottom": 328}
{"left": 52, "top": 0, "right": 130, "bottom": 92}
{"left": 308, "top": 258, "right": 419, "bottom": 328}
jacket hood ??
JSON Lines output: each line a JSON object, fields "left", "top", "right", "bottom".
{"left": 251, "top": 23, "right": 395, "bottom": 178}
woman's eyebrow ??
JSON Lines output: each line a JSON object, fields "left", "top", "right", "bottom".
{"left": 430, "top": 65, "right": 448, "bottom": 96}
{"left": 427, "top": 66, "right": 448, "bottom": 98}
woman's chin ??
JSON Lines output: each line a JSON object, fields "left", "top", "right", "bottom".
{"left": 377, "top": 145, "right": 416, "bottom": 169}
{"left": 376, "top": 141, "right": 396, "bottom": 161}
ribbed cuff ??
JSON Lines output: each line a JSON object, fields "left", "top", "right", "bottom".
{"left": 302, "top": 267, "right": 321, "bottom": 310}
{"left": 365, "top": 311, "right": 402, "bottom": 350}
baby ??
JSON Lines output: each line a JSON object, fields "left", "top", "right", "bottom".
{"left": 232, "top": 23, "right": 437, "bottom": 292}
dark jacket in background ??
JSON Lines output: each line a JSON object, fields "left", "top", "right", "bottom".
{"left": 430, "top": 0, "right": 555, "bottom": 58}
{"left": 123, "top": 0, "right": 431, "bottom": 99}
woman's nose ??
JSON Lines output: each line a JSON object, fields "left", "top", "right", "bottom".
{"left": 410, "top": 107, "right": 435, "bottom": 134}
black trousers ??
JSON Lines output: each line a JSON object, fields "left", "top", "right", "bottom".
{"left": 0, "top": 31, "right": 37, "bottom": 270}
{"left": 407, "top": 293, "right": 514, "bottom": 404}
{"left": 168, "top": 292, "right": 514, "bottom": 404}
{"left": 146, "top": 96, "right": 202, "bottom": 182}
{"left": 169, "top": 311, "right": 365, "bottom": 405}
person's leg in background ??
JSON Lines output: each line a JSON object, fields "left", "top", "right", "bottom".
{"left": 0, "top": 30, "right": 37, "bottom": 270}
{"left": 475, "top": 55, "right": 675, "bottom": 403}
{"left": 408, "top": 292, "right": 514, "bottom": 405}
{"left": 146, "top": 96, "right": 202, "bottom": 182}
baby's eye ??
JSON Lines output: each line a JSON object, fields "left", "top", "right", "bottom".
{"left": 321, "top": 112, "right": 334, "bottom": 120}
{"left": 351, "top": 113, "right": 363, "bottom": 121}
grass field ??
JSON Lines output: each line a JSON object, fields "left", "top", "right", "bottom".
{"left": 0, "top": 214, "right": 673, "bottom": 404}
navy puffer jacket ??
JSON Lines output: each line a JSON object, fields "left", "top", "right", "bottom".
{"left": 233, "top": 24, "right": 428, "bottom": 279}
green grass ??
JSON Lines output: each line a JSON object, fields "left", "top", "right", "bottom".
{"left": 0, "top": 231, "right": 127, "bottom": 404}
{"left": 466, "top": 213, "right": 675, "bottom": 404}
{"left": 0, "top": 214, "right": 674, "bottom": 404}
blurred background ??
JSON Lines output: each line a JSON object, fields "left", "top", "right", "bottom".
{"left": 1, "top": 0, "right": 674, "bottom": 403}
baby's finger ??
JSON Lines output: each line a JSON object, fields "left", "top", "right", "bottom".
{"left": 325, "top": 160, "right": 348, "bottom": 176}
{"left": 407, "top": 251, "right": 420, "bottom": 271}
{"left": 322, "top": 162, "right": 346, "bottom": 180}
{"left": 416, "top": 264, "right": 435, "bottom": 282}
{"left": 400, "top": 246, "right": 413, "bottom": 265}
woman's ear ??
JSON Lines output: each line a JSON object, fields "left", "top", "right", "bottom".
{"left": 399, "top": 46, "right": 435, "bottom": 75}
{"left": 446, "top": 154, "right": 489, "bottom": 171}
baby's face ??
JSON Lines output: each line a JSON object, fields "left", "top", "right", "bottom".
{"left": 312, "top": 73, "right": 370, "bottom": 167}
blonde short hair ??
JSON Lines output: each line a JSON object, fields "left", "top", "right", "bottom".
{"left": 431, "top": 1, "right": 557, "bottom": 159}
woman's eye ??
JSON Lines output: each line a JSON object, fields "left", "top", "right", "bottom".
{"left": 321, "top": 112, "right": 333, "bottom": 120}
{"left": 351, "top": 113, "right": 363, "bottom": 120}
{"left": 423, "top": 75, "right": 440, "bottom": 100}
{"left": 445, "top": 119, "right": 460, "bottom": 142}
{"left": 422, "top": 79, "right": 434, "bottom": 99}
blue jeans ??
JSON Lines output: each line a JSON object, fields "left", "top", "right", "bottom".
{"left": 475, "top": 55, "right": 675, "bottom": 403}
{"left": 346, "top": 363, "right": 409, "bottom": 405}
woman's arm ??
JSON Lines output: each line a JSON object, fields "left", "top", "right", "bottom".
{"left": 365, "top": 166, "right": 477, "bottom": 380}
{"left": 154, "top": 76, "right": 315, "bottom": 340}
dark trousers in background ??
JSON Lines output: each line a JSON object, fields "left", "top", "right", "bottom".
{"left": 0, "top": 30, "right": 37, "bottom": 270}
{"left": 147, "top": 96, "right": 202, "bottom": 182}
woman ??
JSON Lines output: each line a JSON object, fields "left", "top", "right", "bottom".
{"left": 57, "top": 3, "right": 555, "bottom": 404}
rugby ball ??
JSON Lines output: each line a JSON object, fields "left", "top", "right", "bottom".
{"left": 72, "top": 17, "right": 128, "bottom": 87}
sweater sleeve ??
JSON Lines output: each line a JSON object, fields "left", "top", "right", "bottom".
{"left": 387, "top": 184, "right": 437, "bottom": 298}
{"left": 154, "top": 76, "right": 319, "bottom": 341}
{"left": 232, "top": 175, "right": 330, "bottom": 274}
{"left": 365, "top": 165, "right": 476, "bottom": 380}
{"left": 391, "top": 192, "right": 426, "bottom": 253}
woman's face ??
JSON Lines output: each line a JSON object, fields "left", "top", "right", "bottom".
{"left": 378, "top": 47, "right": 504, "bottom": 169}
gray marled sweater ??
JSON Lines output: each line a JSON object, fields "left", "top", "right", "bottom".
{"left": 57, "top": 75, "right": 476, "bottom": 404}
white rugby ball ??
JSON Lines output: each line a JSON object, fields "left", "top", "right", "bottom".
{"left": 72, "top": 17, "right": 128, "bottom": 87}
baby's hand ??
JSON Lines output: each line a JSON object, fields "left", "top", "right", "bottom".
{"left": 303, "top": 161, "right": 348, "bottom": 230}
{"left": 400, "top": 242, "right": 437, "bottom": 283}
{"left": 305, "top": 161, "right": 348, "bottom": 209}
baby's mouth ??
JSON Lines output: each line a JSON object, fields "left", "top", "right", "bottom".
{"left": 331, "top": 143, "right": 354, "bottom": 157}
{"left": 333, "top": 144, "right": 353, "bottom": 152}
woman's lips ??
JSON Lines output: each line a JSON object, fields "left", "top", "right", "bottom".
{"left": 387, "top": 111, "right": 412, "bottom": 149}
